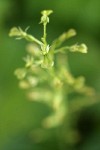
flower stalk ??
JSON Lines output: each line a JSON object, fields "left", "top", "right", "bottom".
{"left": 9, "top": 10, "right": 95, "bottom": 131}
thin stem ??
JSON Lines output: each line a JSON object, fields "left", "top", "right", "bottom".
{"left": 23, "top": 34, "right": 43, "bottom": 46}
{"left": 43, "top": 23, "right": 47, "bottom": 45}
{"left": 54, "top": 46, "right": 70, "bottom": 54}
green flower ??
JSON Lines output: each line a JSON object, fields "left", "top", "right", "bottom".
{"left": 70, "top": 43, "right": 88, "bottom": 53}
{"left": 14, "top": 68, "right": 26, "bottom": 79}
{"left": 23, "top": 55, "right": 34, "bottom": 68}
{"left": 9, "top": 27, "right": 28, "bottom": 39}
{"left": 40, "top": 10, "right": 53, "bottom": 24}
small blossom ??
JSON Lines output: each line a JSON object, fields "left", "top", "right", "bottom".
{"left": 27, "top": 76, "right": 38, "bottom": 87}
{"left": 60, "top": 29, "right": 76, "bottom": 41}
{"left": 23, "top": 55, "right": 34, "bottom": 68}
{"left": 14, "top": 68, "right": 26, "bottom": 79}
{"left": 40, "top": 10, "right": 53, "bottom": 24}
{"left": 26, "top": 44, "right": 40, "bottom": 56}
{"left": 70, "top": 43, "right": 88, "bottom": 53}
{"left": 41, "top": 45, "right": 50, "bottom": 55}
{"left": 9, "top": 27, "right": 27, "bottom": 38}
{"left": 19, "top": 80, "right": 30, "bottom": 89}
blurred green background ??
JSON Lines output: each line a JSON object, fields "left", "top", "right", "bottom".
{"left": 0, "top": 0, "right": 100, "bottom": 150}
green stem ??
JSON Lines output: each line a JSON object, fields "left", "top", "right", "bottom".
{"left": 25, "top": 34, "right": 43, "bottom": 46}
{"left": 43, "top": 23, "right": 47, "bottom": 45}
{"left": 54, "top": 46, "right": 70, "bottom": 54}
{"left": 44, "top": 24, "right": 46, "bottom": 41}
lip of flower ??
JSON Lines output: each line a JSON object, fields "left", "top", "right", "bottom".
{"left": 78, "top": 44, "right": 88, "bottom": 53}
{"left": 41, "top": 10, "right": 53, "bottom": 16}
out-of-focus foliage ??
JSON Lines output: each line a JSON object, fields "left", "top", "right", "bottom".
{"left": 0, "top": 0, "right": 100, "bottom": 150}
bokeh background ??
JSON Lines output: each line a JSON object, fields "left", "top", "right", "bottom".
{"left": 0, "top": 0, "right": 100, "bottom": 150}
